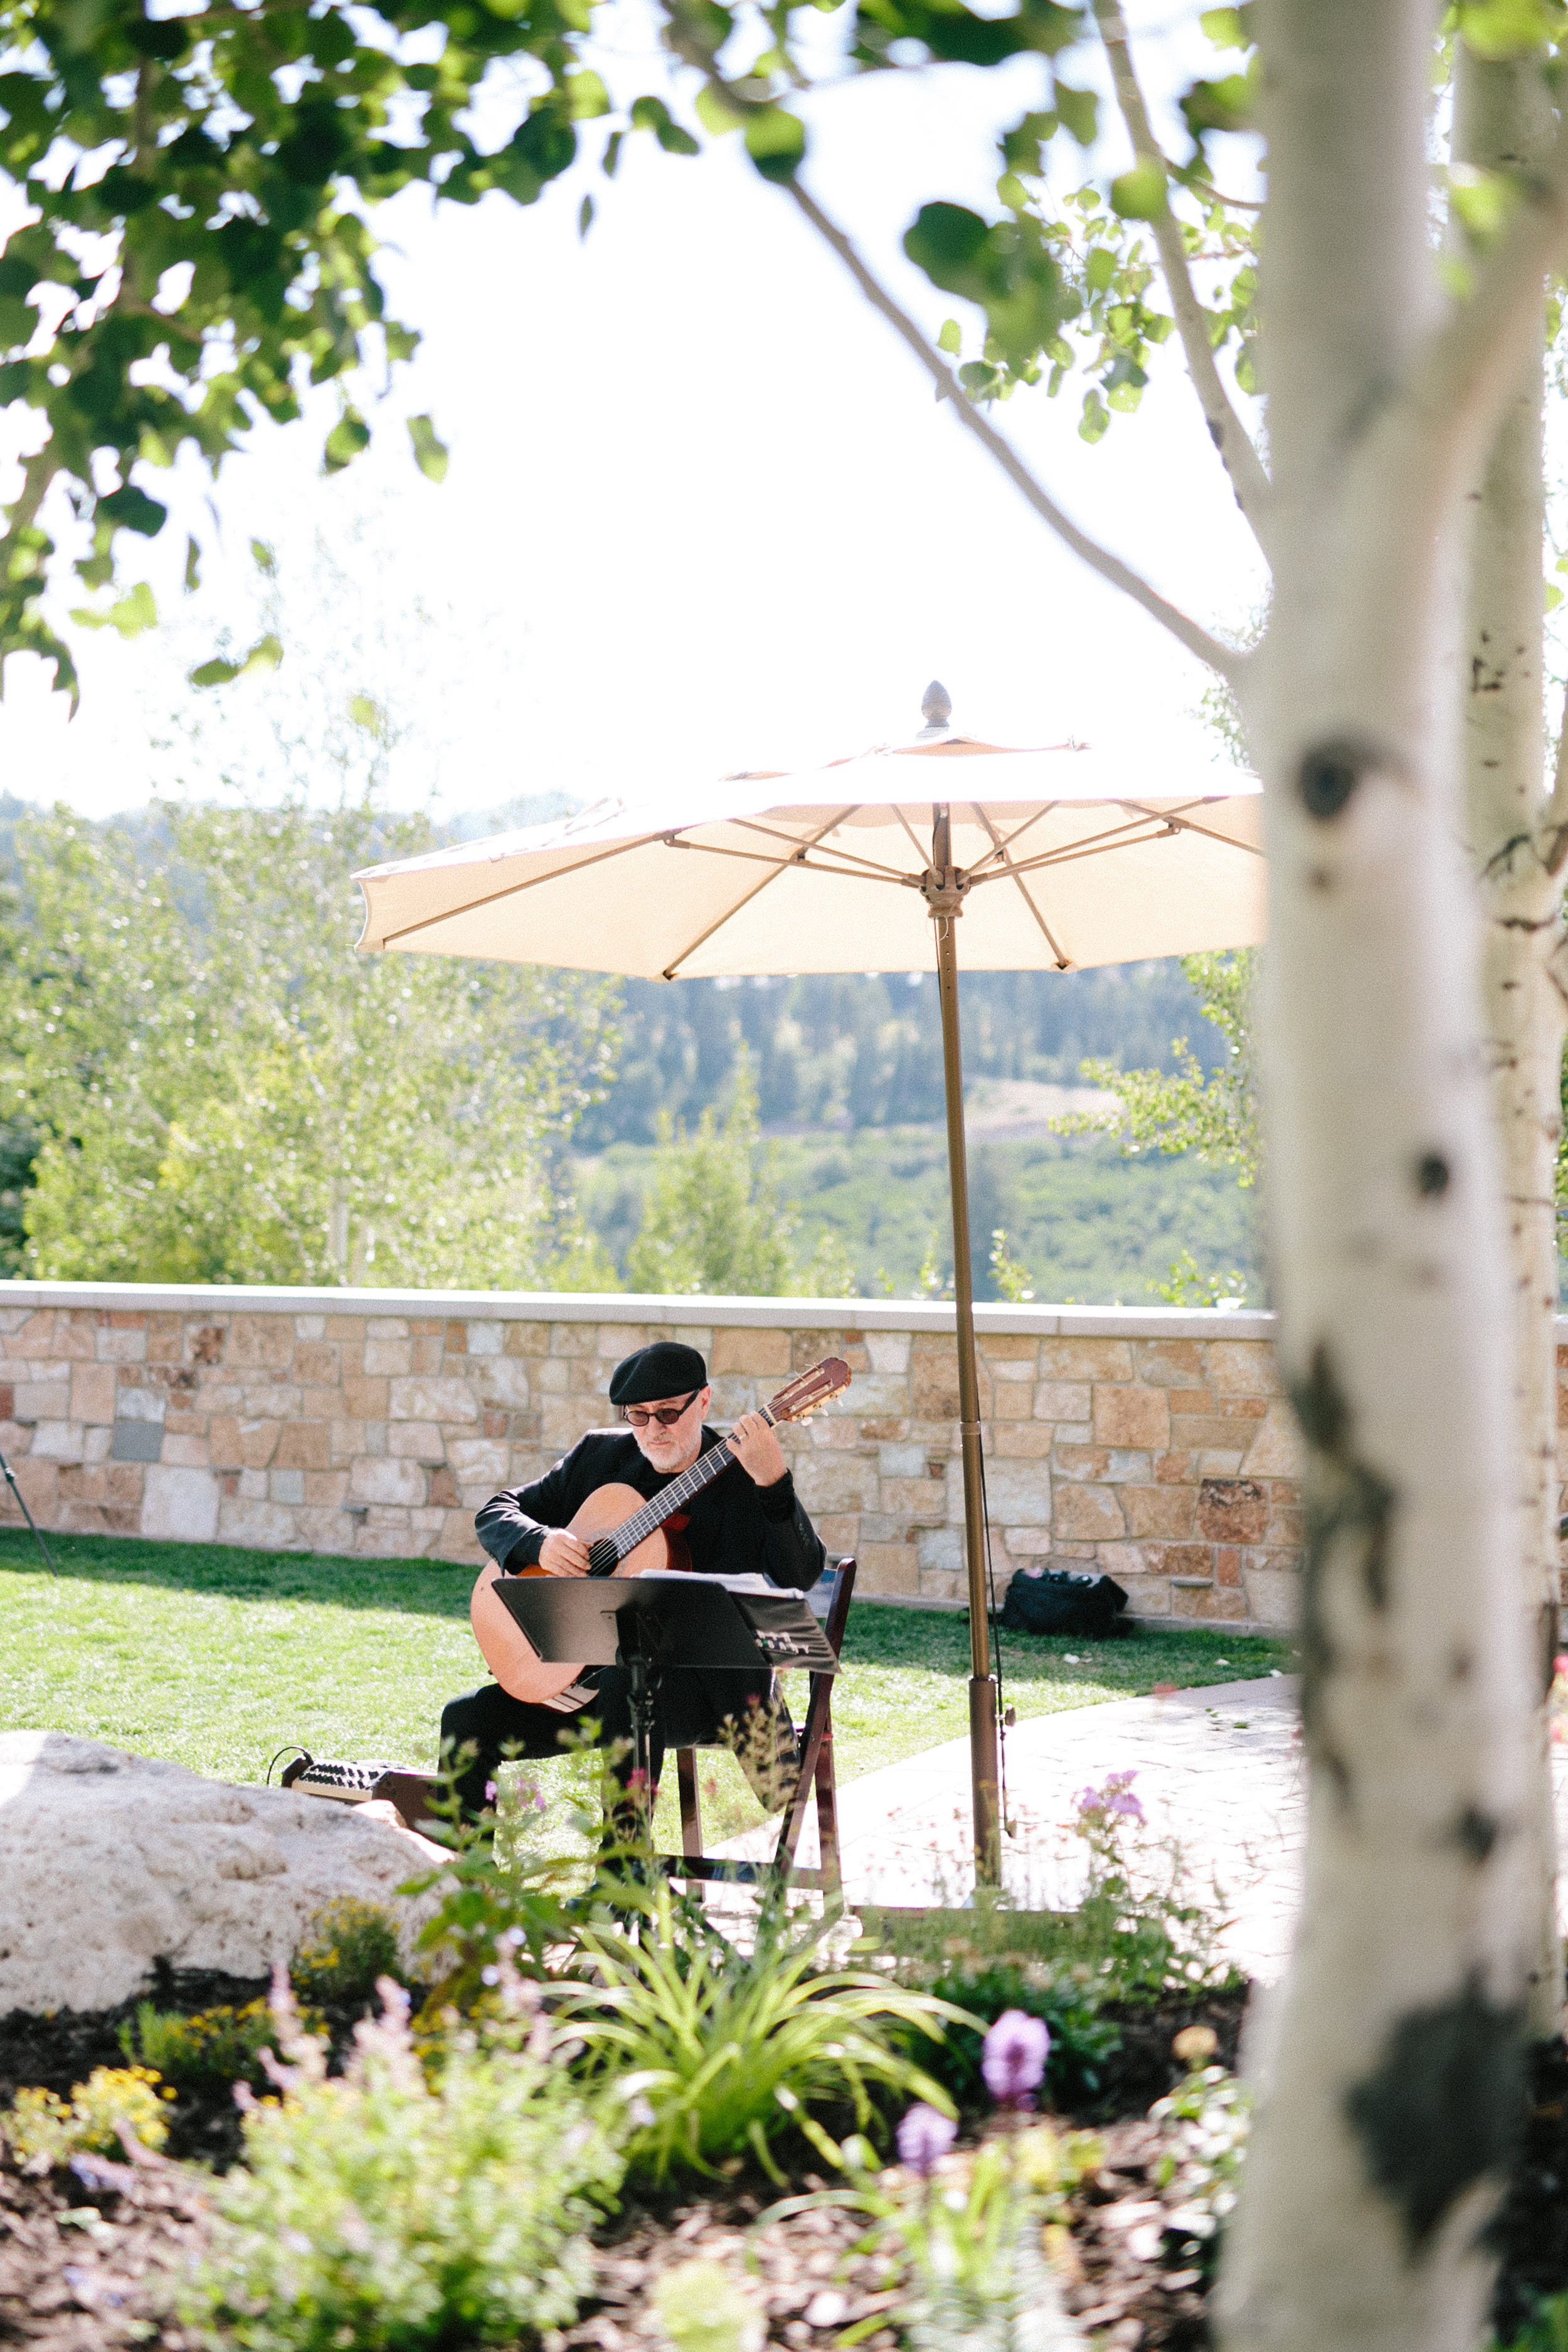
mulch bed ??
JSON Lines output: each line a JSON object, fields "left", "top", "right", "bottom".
{"left": 1, "top": 1974, "right": 1564, "bottom": 2348}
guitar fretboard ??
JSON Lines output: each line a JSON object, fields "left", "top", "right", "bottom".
{"left": 592, "top": 1407, "right": 775, "bottom": 1571}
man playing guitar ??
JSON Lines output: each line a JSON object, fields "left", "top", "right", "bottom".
{"left": 440, "top": 1340, "right": 826, "bottom": 1818}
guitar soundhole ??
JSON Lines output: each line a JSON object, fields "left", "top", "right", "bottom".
{"left": 586, "top": 1539, "right": 620, "bottom": 1578}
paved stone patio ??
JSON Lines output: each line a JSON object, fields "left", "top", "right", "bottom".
{"left": 726, "top": 1672, "right": 1568, "bottom": 1981}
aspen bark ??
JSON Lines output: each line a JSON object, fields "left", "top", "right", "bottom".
{"left": 1217, "top": 4, "right": 1540, "bottom": 2343}
{"left": 1454, "top": 43, "right": 1566, "bottom": 2042}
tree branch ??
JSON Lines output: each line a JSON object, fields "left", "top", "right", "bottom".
{"left": 786, "top": 180, "right": 1246, "bottom": 684}
{"left": 1092, "top": 0, "right": 1272, "bottom": 548}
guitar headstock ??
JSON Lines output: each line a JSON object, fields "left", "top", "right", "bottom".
{"left": 767, "top": 1356, "right": 852, "bottom": 1425}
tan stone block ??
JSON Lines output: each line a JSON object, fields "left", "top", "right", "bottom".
{"left": 161, "top": 1434, "right": 210, "bottom": 1468}
{"left": 1174, "top": 1584, "right": 1248, "bottom": 1620}
{"left": 364, "top": 1340, "right": 411, "bottom": 1375}
{"left": 1124, "top": 1485, "right": 1196, "bottom": 1539}
{"left": 991, "top": 1423, "right": 1052, "bottom": 1459}
{"left": 990, "top": 1382, "right": 1033, "bottom": 1421}
{"left": 341, "top": 1377, "right": 389, "bottom": 1420}
{"left": 550, "top": 1323, "right": 600, "bottom": 1358}
{"left": 70, "top": 1362, "right": 118, "bottom": 1426}
{"left": 1054, "top": 1483, "right": 1125, "bottom": 1540}
{"left": 5, "top": 1311, "right": 53, "bottom": 1357}
{"left": 6, "top": 1458, "right": 58, "bottom": 1520}
{"left": 1197, "top": 1476, "right": 1268, "bottom": 1542}
{"left": 539, "top": 1399, "right": 589, "bottom": 1451}
{"left": 1208, "top": 1340, "right": 1284, "bottom": 1397}
{"left": 330, "top": 1419, "right": 366, "bottom": 1465}
{"left": 324, "top": 1316, "right": 367, "bottom": 1341}
{"left": 94, "top": 1323, "right": 147, "bottom": 1365}
{"left": 1003, "top": 1525, "right": 1053, "bottom": 1554}
{"left": 866, "top": 1332, "right": 911, "bottom": 1374}
{"left": 711, "top": 1327, "right": 793, "bottom": 1375}
{"left": 59, "top": 1465, "right": 108, "bottom": 1504}
{"left": 1243, "top": 1565, "right": 1299, "bottom": 1629}
{"left": 1053, "top": 1444, "right": 1110, "bottom": 1481}
{"left": 857, "top": 1541, "right": 919, "bottom": 1595}
{"left": 1092, "top": 1385, "right": 1170, "bottom": 1450}
{"left": 162, "top": 1411, "right": 204, "bottom": 1439}
{"left": 911, "top": 1353, "right": 961, "bottom": 1423}
{"left": 408, "top": 1335, "right": 442, "bottom": 1374}
{"left": 478, "top": 1359, "right": 536, "bottom": 1408}
{"left": 1118, "top": 1574, "right": 1172, "bottom": 1616}
{"left": 1039, "top": 1338, "right": 1133, "bottom": 1382}
{"left": 882, "top": 1477, "right": 948, "bottom": 1522}
{"left": 1133, "top": 1340, "right": 1206, "bottom": 1388}
{"left": 276, "top": 1421, "right": 331, "bottom": 1471}
{"left": 409, "top": 1318, "right": 443, "bottom": 1337}
{"left": 1145, "top": 1542, "right": 1215, "bottom": 1581}
{"left": 106, "top": 1463, "right": 144, "bottom": 1506}
{"left": 145, "top": 1315, "right": 184, "bottom": 1364}
{"left": 1215, "top": 1546, "right": 1242, "bottom": 1586}
{"left": 304, "top": 1471, "right": 350, "bottom": 1508}
{"left": 391, "top": 1421, "right": 446, "bottom": 1463}
{"left": 207, "top": 1416, "right": 281, "bottom": 1471}
{"left": 918, "top": 1569, "right": 961, "bottom": 1604}
{"left": 217, "top": 1495, "right": 298, "bottom": 1548}
{"left": 389, "top": 1376, "right": 479, "bottom": 1424}
{"left": 31, "top": 1422, "right": 85, "bottom": 1463}
{"left": 979, "top": 1335, "right": 1037, "bottom": 1362}
{"left": 349, "top": 1456, "right": 427, "bottom": 1507}
{"left": 1169, "top": 1414, "right": 1246, "bottom": 1451}
{"left": 294, "top": 1341, "right": 340, "bottom": 1385}
{"left": 1034, "top": 1382, "right": 1091, "bottom": 1422}
{"left": 1241, "top": 1400, "right": 1306, "bottom": 1478}
{"left": 1155, "top": 1451, "right": 1197, "bottom": 1485}
{"left": 817, "top": 1516, "right": 860, "bottom": 1552}
{"left": 227, "top": 1315, "right": 295, "bottom": 1370}
{"left": 505, "top": 1322, "right": 549, "bottom": 1357}
{"left": 793, "top": 1454, "right": 881, "bottom": 1513}
{"left": 56, "top": 1313, "right": 98, "bottom": 1360}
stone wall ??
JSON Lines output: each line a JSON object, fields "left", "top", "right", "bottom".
{"left": 0, "top": 1283, "right": 1308, "bottom": 1629}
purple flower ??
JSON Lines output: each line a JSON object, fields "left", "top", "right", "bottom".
{"left": 896, "top": 2102, "right": 957, "bottom": 2176}
{"left": 1074, "top": 1770, "right": 1145, "bottom": 1827}
{"left": 484, "top": 1780, "right": 498, "bottom": 1804}
{"left": 982, "top": 2010, "right": 1051, "bottom": 2109}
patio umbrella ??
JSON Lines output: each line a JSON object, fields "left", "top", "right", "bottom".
{"left": 354, "top": 685, "right": 1266, "bottom": 1882}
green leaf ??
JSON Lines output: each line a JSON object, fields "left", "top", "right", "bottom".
{"left": 324, "top": 410, "right": 370, "bottom": 475}
{"left": 188, "top": 633, "right": 283, "bottom": 690}
{"left": 183, "top": 536, "right": 201, "bottom": 595}
{"left": 695, "top": 83, "right": 746, "bottom": 134}
{"left": 566, "top": 68, "right": 609, "bottom": 119}
{"left": 937, "top": 317, "right": 962, "bottom": 354}
{"left": 1180, "top": 72, "right": 1255, "bottom": 138}
{"left": 1547, "top": 584, "right": 1563, "bottom": 614}
{"left": 1198, "top": 4, "right": 1255, "bottom": 49}
{"left": 71, "top": 580, "right": 158, "bottom": 637}
{"left": 904, "top": 202, "right": 990, "bottom": 294}
{"left": 743, "top": 108, "right": 806, "bottom": 183}
{"left": 1085, "top": 245, "right": 1118, "bottom": 294}
{"left": 1052, "top": 83, "right": 1098, "bottom": 145}
{"left": 97, "top": 484, "right": 167, "bottom": 538}
{"left": 578, "top": 193, "right": 595, "bottom": 240}
{"left": 251, "top": 540, "right": 278, "bottom": 578}
{"left": 1110, "top": 162, "right": 1167, "bottom": 220}
{"left": 1449, "top": 165, "right": 1517, "bottom": 245}
{"left": 1456, "top": 0, "right": 1564, "bottom": 57}
{"left": 1079, "top": 389, "right": 1109, "bottom": 443}
{"left": 407, "top": 414, "right": 448, "bottom": 484}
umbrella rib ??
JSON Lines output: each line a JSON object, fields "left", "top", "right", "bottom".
{"left": 663, "top": 836, "right": 917, "bottom": 888}
{"left": 893, "top": 805, "right": 933, "bottom": 869}
{"left": 718, "top": 815, "right": 920, "bottom": 884}
{"left": 374, "top": 832, "right": 668, "bottom": 947}
{"left": 961, "top": 803, "right": 1059, "bottom": 879}
{"left": 970, "top": 809, "right": 1073, "bottom": 970}
{"left": 658, "top": 809, "right": 854, "bottom": 978}
{"left": 1117, "top": 800, "right": 1266, "bottom": 856}
{"left": 970, "top": 813, "right": 1176, "bottom": 881}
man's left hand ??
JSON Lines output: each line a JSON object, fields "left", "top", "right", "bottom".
{"left": 728, "top": 1411, "right": 788, "bottom": 1488}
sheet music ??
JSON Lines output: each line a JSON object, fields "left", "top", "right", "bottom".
{"left": 637, "top": 1567, "right": 781, "bottom": 1597}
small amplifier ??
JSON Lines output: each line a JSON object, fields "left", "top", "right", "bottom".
{"left": 280, "top": 1754, "right": 438, "bottom": 1830}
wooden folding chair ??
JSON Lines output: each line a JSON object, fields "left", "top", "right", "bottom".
{"left": 660, "top": 1557, "right": 856, "bottom": 1900}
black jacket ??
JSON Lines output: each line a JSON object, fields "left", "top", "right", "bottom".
{"left": 475, "top": 1427, "right": 825, "bottom": 1591}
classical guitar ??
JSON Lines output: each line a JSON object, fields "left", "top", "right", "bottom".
{"left": 470, "top": 1357, "right": 852, "bottom": 1703}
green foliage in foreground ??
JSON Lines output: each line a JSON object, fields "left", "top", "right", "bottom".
{"left": 181, "top": 1982, "right": 623, "bottom": 2352}
{"left": 0, "top": 1527, "right": 1295, "bottom": 1851}
{"left": 561, "top": 1878, "right": 962, "bottom": 2184}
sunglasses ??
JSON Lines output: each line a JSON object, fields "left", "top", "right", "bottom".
{"left": 620, "top": 1392, "right": 700, "bottom": 1429}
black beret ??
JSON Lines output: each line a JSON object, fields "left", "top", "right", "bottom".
{"left": 608, "top": 1341, "right": 709, "bottom": 1407}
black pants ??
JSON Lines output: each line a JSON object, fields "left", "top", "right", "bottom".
{"left": 440, "top": 1669, "right": 657, "bottom": 1820}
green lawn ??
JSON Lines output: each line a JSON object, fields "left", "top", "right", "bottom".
{"left": 0, "top": 1530, "right": 1297, "bottom": 1846}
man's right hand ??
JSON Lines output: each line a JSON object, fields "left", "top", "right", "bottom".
{"left": 537, "top": 1528, "right": 592, "bottom": 1578}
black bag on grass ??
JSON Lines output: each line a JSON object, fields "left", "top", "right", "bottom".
{"left": 1000, "top": 1567, "right": 1129, "bottom": 1640}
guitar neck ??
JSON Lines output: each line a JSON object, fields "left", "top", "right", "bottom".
{"left": 595, "top": 1407, "right": 775, "bottom": 1571}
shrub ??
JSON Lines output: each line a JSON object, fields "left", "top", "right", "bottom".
{"left": 560, "top": 1880, "right": 967, "bottom": 2184}
{"left": 3, "top": 2066, "right": 172, "bottom": 2163}
{"left": 289, "top": 1899, "right": 403, "bottom": 2008}
{"left": 180, "top": 1973, "right": 623, "bottom": 2352}
{"left": 1149, "top": 2052, "right": 1251, "bottom": 2278}
{"left": 120, "top": 2000, "right": 287, "bottom": 2088}
{"left": 651, "top": 2260, "right": 766, "bottom": 2352}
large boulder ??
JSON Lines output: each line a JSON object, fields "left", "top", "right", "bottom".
{"left": 0, "top": 1731, "right": 448, "bottom": 2015}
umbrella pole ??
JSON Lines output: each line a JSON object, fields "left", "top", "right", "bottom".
{"left": 931, "top": 886, "right": 1002, "bottom": 1887}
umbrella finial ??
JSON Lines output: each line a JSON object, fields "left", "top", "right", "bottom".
{"left": 921, "top": 680, "right": 951, "bottom": 734}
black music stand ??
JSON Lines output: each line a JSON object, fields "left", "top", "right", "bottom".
{"left": 492, "top": 1574, "right": 837, "bottom": 1803}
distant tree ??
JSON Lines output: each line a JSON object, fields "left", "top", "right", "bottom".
{"left": 1062, "top": 949, "right": 1259, "bottom": 1188}
{"left": 2, "top": 801, "right": 620, "bottom": 1287}
{"left": 625, "top": 1048, "right": 857, "bottom": 1297}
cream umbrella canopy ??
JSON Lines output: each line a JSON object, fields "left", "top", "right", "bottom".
{"left": 354, "top": 685, "right": 1267, "bottom": 1882}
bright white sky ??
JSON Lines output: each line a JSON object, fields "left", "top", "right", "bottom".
{"left": 0, "top": 0, "right": 1269, "bottom": 824}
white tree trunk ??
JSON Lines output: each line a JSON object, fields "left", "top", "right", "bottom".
{"left": 1217, "top": 4, "right": 1540, "bottom": 2344}
{"left": 1454, "top": 43, "right": 1566, "bottom": 2043}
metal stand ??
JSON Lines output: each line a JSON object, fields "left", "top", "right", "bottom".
{"left": 922, "top": 777, "right": 1002, "bottom": 1883}
{"left": 0, "top": 1444, "right": 55, "bottom": 1576}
